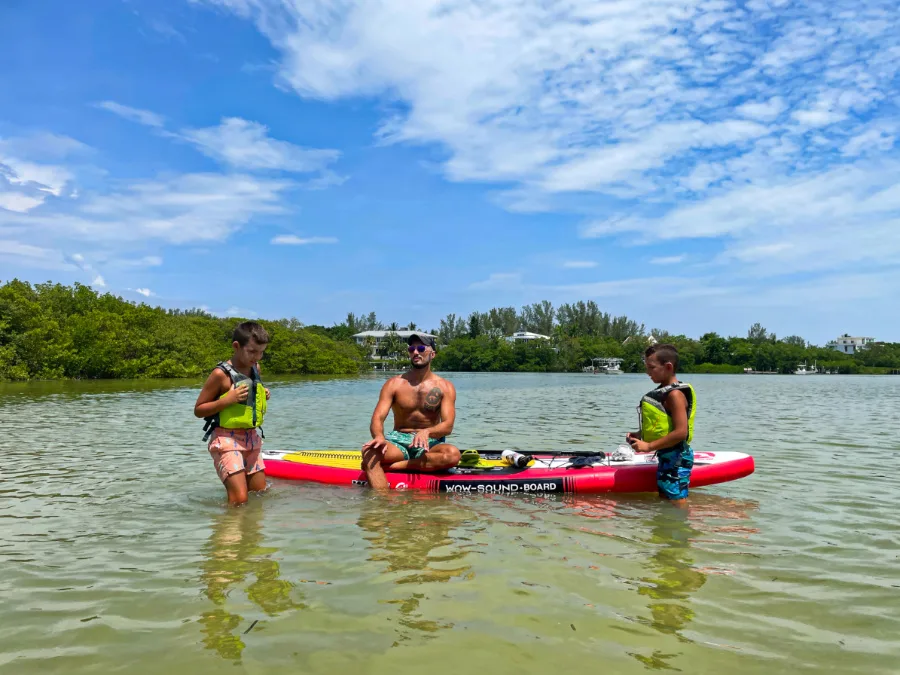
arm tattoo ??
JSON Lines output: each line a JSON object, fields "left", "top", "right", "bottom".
{"left": 423, "top": 386, "right": 443, "bottom": 411}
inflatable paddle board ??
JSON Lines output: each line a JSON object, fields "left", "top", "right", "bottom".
{"left": 262, "top": 449, "right": 754, "bottom": 495}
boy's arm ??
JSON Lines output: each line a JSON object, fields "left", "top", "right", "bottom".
{"left": 631, "top": 390, "right": 689, "bottom": 452}
{"left": 193, "top": 369, "right": 246, "bottom": 418}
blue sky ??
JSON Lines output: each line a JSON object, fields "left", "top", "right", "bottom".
{"left": 1, "top": 0, "right": 898, "bottom": 344}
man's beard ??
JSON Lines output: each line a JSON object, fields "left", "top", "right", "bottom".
{"left": 410, "top": 361, "right": 428, "bottom": 370}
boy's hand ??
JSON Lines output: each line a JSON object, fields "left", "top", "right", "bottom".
{"left": 264, "top": 387, "right": 271, "bottom": 400}
{"left": 625, "top": 432, "right": 640, "bottom": 444}
{"left": 629, "top": 439, "right": 652, "bottom": 453}
{"left": 411, "top": 430, "right": 430, "bottom": 449}
{"left": 226, "top": 383, "right": 249, "bottom": 405}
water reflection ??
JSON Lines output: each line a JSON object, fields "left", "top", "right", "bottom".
{"left": 632, "top": 496, "right": 759, "bottom": 671}
{"left": 356, "top": 494, "right": 473, "bottom": 646}
{"left": 198, "top": 501, "right": 304, "bottom": 661}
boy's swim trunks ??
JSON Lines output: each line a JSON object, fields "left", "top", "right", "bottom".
{"left": 656, "top": 443, "right": 694, "bottom": 500}
{"left": 208, "top": 428, "right": 265, "bottom": 482}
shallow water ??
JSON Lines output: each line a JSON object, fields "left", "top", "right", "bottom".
{"left": 1, "top": 372, "right": 898, "bottom": 674}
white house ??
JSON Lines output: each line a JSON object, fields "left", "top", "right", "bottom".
{"left": 826, "top": 334, "right": 875, "bottom": 355}
{"left": 505, "top": 330, "right": 551, "bottom": 343}
{"left": 352, "top": 329, "right": 438, "bottom": 359}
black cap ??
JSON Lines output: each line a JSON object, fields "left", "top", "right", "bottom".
{"left": 406, "top": 332, "right": 436, "bottom": 349}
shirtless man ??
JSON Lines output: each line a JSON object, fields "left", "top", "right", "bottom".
{"left": 361, "top": 333, "right": 460, "bottom": 491}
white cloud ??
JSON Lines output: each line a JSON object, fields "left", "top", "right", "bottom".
{"left": 91, "top": 275, "right": 107, "bottom": 288}
{"left": 583, "top": 161, "right": 900, "bottom": 277}
{"left": 0, "top": 133, "right": 85, "bottom": 213}
{"left": 650, "top": 255, "right": 686, "bottom": 265}
{"left": 134, "top": 288, "right": 153, "bottom": 297}
{"left": 736, "top": 97, "right": 786, "bottom": 122}
{"left": 195, "top": 0, "right": 900, "bottom": 205}
{"left": 271, "top": 235, "right": 338, "bottom": 245}
{"left": 468, "top": 272, "right": 523, "bottom": 291}
{"left": 0, "top": 133, "right": 88, "bottom": 160}
{"left": 1, "top": 158, "right": 72, "bottom": 196}
{"left": 791, "top": 108, "right": 846, "bottom": 128}
{"left": 562, "top": 260, "right": 597, "bottom": 269}
{"left": 540, "top": 119, "right": 769, "bottom": 194}
{"left": 0, "top": 240, "right": 71, "bottom": 270}
{"left": 117, "top": 255, "right": 164, "bottom": 267}
{"left": 0, "top": 191, "right": 45, "bottom": 213}
{"left": 843, "top": 127, "right": 896, "bottom": 157}
{"left": 3, "top": 172, "right": 292, "bottom": 246}
{"left": 179, "top": 117, "right": 340, "bottom": 173}
{"left": 95, "top": 101, "right": 166, "bottom": 128}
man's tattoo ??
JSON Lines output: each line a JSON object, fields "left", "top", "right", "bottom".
{"left": 423, "top": 386, "right": 443, "bottom": 411}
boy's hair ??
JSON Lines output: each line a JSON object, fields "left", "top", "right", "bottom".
{"left": 645, "top": 343, "right": 679, "bottom": 371}
{"left": 232, "top": 321, "right": 270, "bottom": 347}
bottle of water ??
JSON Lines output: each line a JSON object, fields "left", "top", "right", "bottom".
{"left": 501, "top": 449, "right": 531, "bottom": 468}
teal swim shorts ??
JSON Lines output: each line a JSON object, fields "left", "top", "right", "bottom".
{"left": 385, "top": 430, "right": 447, "bottom": 460}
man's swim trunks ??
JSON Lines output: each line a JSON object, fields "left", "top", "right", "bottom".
{"left": 656, "top": 443, "right": 694, "bottom": 500}
{"left": 386, "top": 430, "right": 447, "bottom": 460}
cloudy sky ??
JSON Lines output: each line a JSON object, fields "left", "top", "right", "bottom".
{"left": 1, "top": 0, "right": 898, "bottom": 343}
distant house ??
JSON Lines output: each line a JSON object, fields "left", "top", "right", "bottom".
{"left": 826, "top": 334, "right": 875, "bottom": 355}
{"left": 505, "top": 330, "right": 551, "bottom": 343}
{"left": 352, "top": 329, "right": 438, "bottom": 359}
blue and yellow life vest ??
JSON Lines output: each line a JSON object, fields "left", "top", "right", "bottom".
{"left": 638, "top": 382, "right": 695, "bottom": 446}
{"left": 202, "top": 361, "right": 266, "bottom": 441}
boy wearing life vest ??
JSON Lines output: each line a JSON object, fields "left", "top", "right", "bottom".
{"left": 626, "top": 343, "right": 696, "bottom": 504}
{"left": 194, "top": 321, "right": 271, "bottom": 506}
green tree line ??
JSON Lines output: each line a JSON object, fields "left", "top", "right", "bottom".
{"left": 3, "top": 281, "right": 898, "bottom": 381}
{"left": 331, "top": 303, "right": 899, "bottom": 374}
{"left": 0, "top": 280, "right": 363, "bottom": 380}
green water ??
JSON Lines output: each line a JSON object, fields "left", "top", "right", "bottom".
{"left": 1, "top": 373, "right": 898, "bottom": 674}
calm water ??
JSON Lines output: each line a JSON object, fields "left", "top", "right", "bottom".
{"left": 1, "top": 372, "right": 898, "bottom": 674}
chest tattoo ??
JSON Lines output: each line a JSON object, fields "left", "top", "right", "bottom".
{"left": 423, "top": 386, "right": 443, "bottom": 411}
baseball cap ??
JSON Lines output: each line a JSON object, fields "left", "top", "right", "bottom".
{"left": 406, "top": 332, "right": 437, "bottom": 349}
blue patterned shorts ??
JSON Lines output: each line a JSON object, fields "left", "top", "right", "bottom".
{"left": 385, "top": 430, "right": 447, "bottom": 460}
{"left": 656, "top": 444, "right": 694, "bottom": 500}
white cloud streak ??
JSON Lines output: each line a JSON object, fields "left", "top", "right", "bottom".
{"left": 650, "top": 255, "right": 686, "bottom": 265}
{"left": 195, "top": 0, "right": 900, "bottom": 199}
{"left": 180, "top": 117, "right": 340, "bottom": 173}
{"left": 0, "top": 173, "right": 292, "bottom": 247}
{"left": 271, "top": 234, "right": 338, "bottom": 245}
{"left": 194, "top": 0, "right": 900, "bottom": 287}
{"left": 95, "top": 101, "right": 166, "bottom": 128}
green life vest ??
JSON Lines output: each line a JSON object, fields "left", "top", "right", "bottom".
{"left": 202, "top": 361, "right": 266, "bottom": 441}
{"left": 638, "top": 381, "right": 695, "bottom": 447}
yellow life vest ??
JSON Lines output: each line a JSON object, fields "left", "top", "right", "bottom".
{"left": 638, "top": 382, "right": 695, "bottom": 447}
{"left": 202, "top": 361, "right": 266, "bottom": 440}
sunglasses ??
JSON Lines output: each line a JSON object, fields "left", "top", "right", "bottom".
{"left": 407, "top": 345, "right": 429, "bottom": 353}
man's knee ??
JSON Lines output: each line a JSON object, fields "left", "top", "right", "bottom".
{"left": 435, "top": 444, "right": 460, "bottom": 467}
